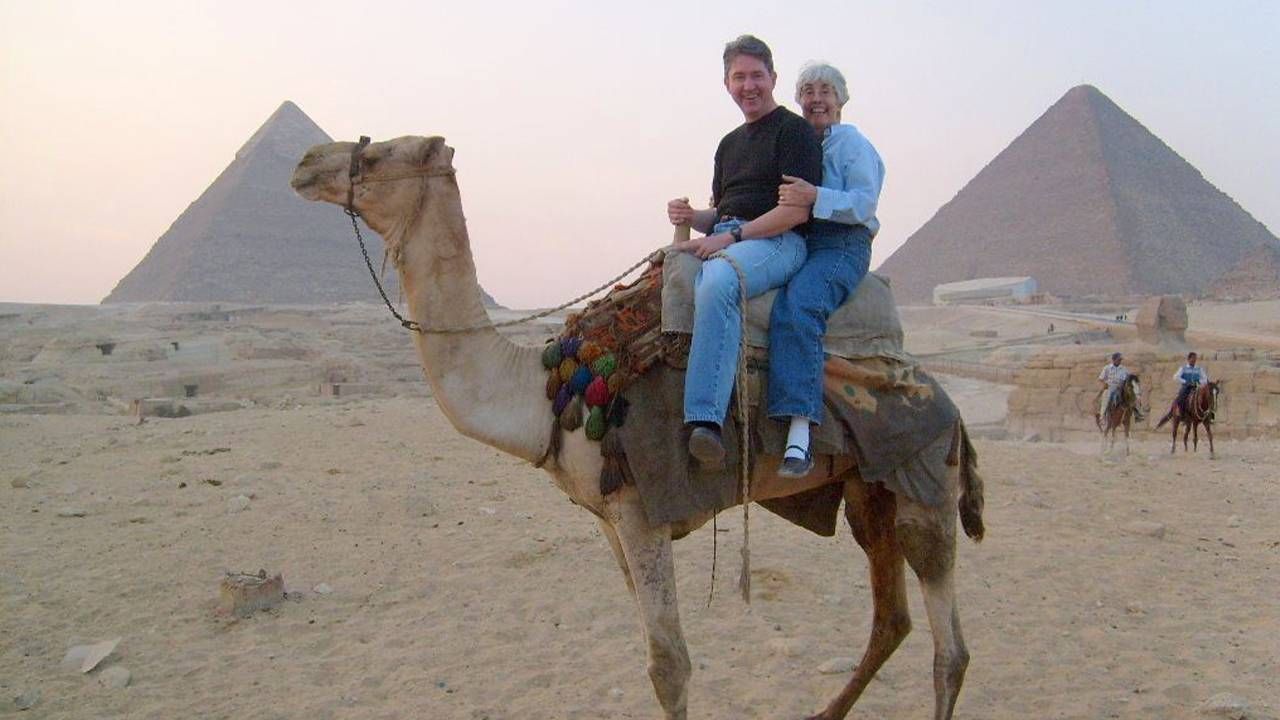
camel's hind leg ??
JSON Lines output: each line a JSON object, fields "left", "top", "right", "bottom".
{"left": 898, "top": 499, "right": 969, "bottom": 720}
{"left": 809, "top": 478, "right": 911, "bottom": 720}
{"left": 604, "top": 487, "right": 690, "bottom": 720}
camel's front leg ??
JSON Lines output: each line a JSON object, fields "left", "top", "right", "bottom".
{"left": 599, "top": 518, "right": 636, "bottom": 597}
{"left": 1205, "top": 422, "right": 1215, "bottom": 457}
{"left": 605, "top": 487, "right": 691, "bottom": 720}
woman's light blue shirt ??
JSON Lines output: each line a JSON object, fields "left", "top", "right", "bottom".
{"left": 812, "top": 123, "right": 885, "bottom": 237}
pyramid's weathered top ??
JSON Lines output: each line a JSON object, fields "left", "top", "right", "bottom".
{"left": 234, "top": 100, "right": 331, "bottom": 161}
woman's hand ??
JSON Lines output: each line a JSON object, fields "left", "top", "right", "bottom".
{"left": 676, "top": 233, "right": 734, "bottom": 259}
{"left": 778, "top": 175, "right": 817, "bottom": 208}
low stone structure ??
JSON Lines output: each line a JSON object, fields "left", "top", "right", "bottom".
{"left": 1007, "top": 346, "right": 1280, "bottom": 441}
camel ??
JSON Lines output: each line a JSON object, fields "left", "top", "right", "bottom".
{"left": 291, "top": 135, "right": 985, "bottom": 720}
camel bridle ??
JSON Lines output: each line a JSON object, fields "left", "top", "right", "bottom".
{"left": 335, "top": 135, "right": 665, "bottom": 336}
{"left": 343, "top": 135, "right": 456, "bottom": 334}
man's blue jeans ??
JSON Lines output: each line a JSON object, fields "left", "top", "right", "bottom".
{"left": 766, "top": 224, "right": 873, "bottom": 422}
{"left": 684, "top": 220, "right": 807, "bottom": 425}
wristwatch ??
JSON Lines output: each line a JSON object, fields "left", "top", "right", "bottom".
{"left": 729, "top": 226, "right": 743, "bottom": 243}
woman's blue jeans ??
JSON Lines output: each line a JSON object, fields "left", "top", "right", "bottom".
{"left": 766, "top": 224, "right": 873, "bottom": 423}
{"left": 684, "top": 220, "right": 807, "bottom": 425}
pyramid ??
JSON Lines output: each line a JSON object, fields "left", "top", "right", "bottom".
{"left": 103, "top": 101, "right": 499, "bottom": 307}
{"left": 877, "top": 85, "right": 1280, "bottom": 303}
{"left": 1206, "top": 244, "right": 1280, "bottom": 299}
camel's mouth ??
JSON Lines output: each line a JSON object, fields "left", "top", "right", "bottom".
{"left": 289, "top": 168, "right": 323, "bottom": 200}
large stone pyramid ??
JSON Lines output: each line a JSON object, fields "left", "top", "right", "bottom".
{"left": 104, "top": 101, "right": 498, "bottom": 306}
{"left": 877, "top": 85, "right": 1280, "bottom": 303}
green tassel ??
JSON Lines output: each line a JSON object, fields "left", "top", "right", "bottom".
{"left": 585, "top": 406, "right": 607, "bottom": 440}
{"left": 592, "top": 353, "right": 618, "bottom": 377}
{"left": 541, "top": 341, "right": 562, "bottom": 370}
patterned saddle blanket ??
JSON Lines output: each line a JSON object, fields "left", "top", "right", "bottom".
{"left": 540, "top": 250, "right": 970, "bottom": 535}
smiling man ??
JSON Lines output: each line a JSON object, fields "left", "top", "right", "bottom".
{"left": 666, "top": 34, "right": 823, "bottom": 466}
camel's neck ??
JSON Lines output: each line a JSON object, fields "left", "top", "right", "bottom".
{"left": 390, "top": 177, "right": 550, "bottom": 464}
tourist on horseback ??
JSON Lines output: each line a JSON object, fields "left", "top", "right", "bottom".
{"left": 666, "top": 35, "right": 823, "bottom": 465}
{"left": 1096, "top": 352, "right": 1137, "bottom": 420}
{"left": 1168, "top": 351, "right": 1209, "bottom": 420}
{"left": 765, "top": 61, "right": 885, "bottom": 478}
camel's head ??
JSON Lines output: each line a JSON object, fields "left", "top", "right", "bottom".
{"left": 291, "top": 135, "right": 455, "bottom": 235}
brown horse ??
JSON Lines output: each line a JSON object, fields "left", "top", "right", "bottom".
{"left": 1156, "top": 381, "right": 1221, "bottom": 456}
{"left": 1098, "top": 374, "right": 1143, "bottom": 455}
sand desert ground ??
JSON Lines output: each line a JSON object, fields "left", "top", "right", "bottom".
{"left": 2, "top": 300, "right": 1278, "bottom": 719}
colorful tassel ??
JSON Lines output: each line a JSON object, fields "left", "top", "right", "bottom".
{"left": 585, "top": 376, "right": 610, "bottom": 407}
{"left": 585, "top": 406, "right": 607, "bottom": 440}
{"left": 578, "top": 341, "right": 604, "bottom": 366}
{"left": 545, "top": 370, "right": 561, "bottom": 400}
{"left": 560, "top": 337, "right": 583, "bottom": 360}
{"left": 569, "top": 365, "right": 593, "bottom": 395}
{"left": 552, "top": 384, "right": 572, "bottom": 416}
{"left": 591, "top": 353, "right": 617, "bottom": 378}
{"left": 558, "top": 358, "right": 578, "bottom": 383}
{"left": 599, "top": 430, "right": 626, "bottom": 495}
{"left": 606, "top": 371, "right": 626, "bottom": 395}
{"left": 540, "top": 341, "right": 562, "bottom": 370}
{"left": 607, "top": 395, "right": 630, "bottom": 427}
{"left": 560, "top": 396, "right": 583, "bottom": 430}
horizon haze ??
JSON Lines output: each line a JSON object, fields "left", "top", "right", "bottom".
{"left": 2, "top": 1, "right": 1277, "bottom": 307}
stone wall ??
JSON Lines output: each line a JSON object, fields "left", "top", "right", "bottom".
{"left": 1007, "top": 346, "right": 1280, "bottom": 441}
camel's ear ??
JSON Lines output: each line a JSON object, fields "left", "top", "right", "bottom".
{"left": 421, "top": 136, "right": 449, "bottom": 166}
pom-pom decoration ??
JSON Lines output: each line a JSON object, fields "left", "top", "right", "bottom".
{"left": 540, "top": 341, "right": 562, "bottom": 370}
{"left": 552, "top": 384, "right": 573, "bottom": 416}
{"left": 569, "top": 365, "right": 594, "bottom": 395}
{"left": 577, "top": 341, "right": 604, "bottom": 366}
{"left": 591, "top": 353, "right": 618, "bottom": 378}
{"left": 585, "top": 376, "right": 610, "bottom": 407}
{"left": 560, "top": 337, "right": 583, "bottom": 360}
{"left": 558, "top": 358, "right": 578, "bottom": 383}
{"left": 585, "top": 406, "right": 607, "bottom": 440}
{"left": 606, "top": 371, "right": 626, "bottom": 395}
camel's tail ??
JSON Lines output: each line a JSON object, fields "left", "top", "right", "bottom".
{"left": 949, "top": 421, "right": 985, "bottom": 542}
{"left": 1154, "top": 408, "right": 1175, "bottom": 429}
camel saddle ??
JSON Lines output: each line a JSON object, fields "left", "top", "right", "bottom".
{"left": 550, "top": 250, "right": 967, "bottom": 538}
{"left": 661, "top": 250, "right": 908, "bottom": 361}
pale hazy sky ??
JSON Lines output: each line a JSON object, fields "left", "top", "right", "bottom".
{"left": 2, "top": 1, "right": 1277, "bottom": 307}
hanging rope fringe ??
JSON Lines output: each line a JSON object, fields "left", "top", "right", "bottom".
{"left": 710, "top": 249, "right": 753, "bottom": 605}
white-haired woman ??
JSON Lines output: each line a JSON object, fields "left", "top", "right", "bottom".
{"left": 769, "top": 61, "right": 885, "bottom": 477}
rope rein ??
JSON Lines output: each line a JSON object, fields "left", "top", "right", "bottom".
{"left": 343, "top": 135, "right": 667, "bottom": 335}
{"left": 710, "top": 250, "right": 753, "bottom": 605}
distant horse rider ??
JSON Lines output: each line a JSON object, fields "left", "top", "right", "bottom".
{"left": 1160, "top": 351, "right": 1209, "bottom": 425}
{"left": 1096, "top": 352, "right": 1140, "bottom": 422}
